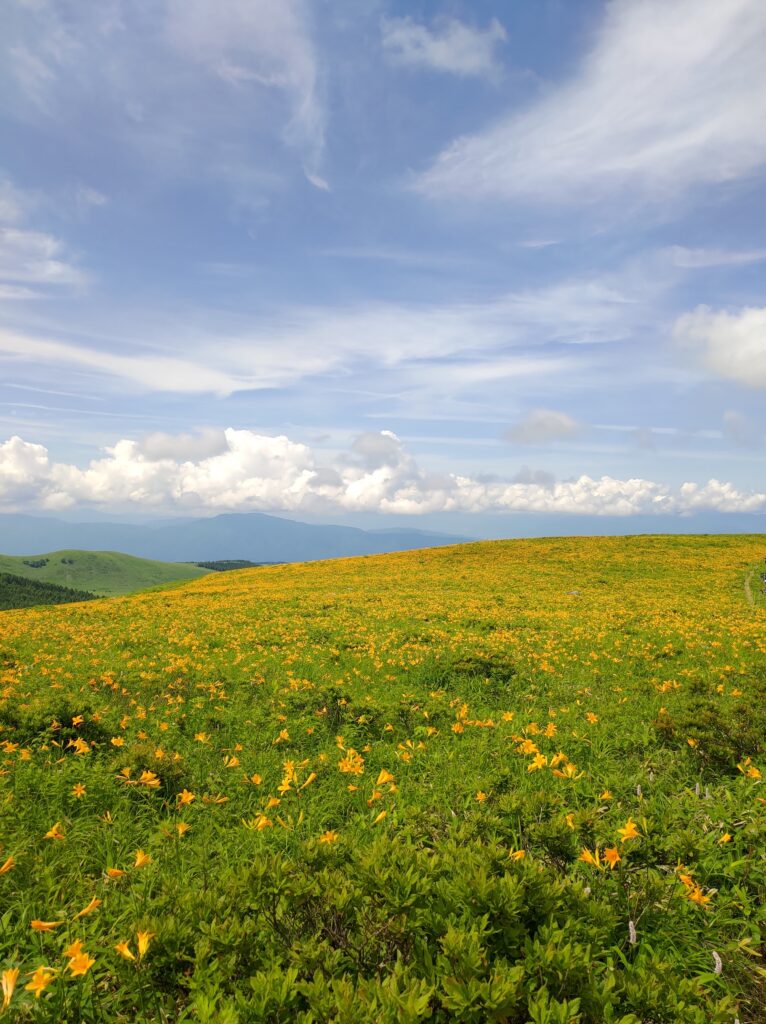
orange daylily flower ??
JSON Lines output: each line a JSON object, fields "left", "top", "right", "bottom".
{"left": 527, "top": 753, "right": 548, "bottom": 772}
{"left": 603, "top": 847, "right": 621, "bottom": 869}
{"left": 67, "top": 953, "right": 95, "bottom": 977}
{"left": 617, "top": 818, "right": 640, "bottom": 842}
{"left": 687, "top": 885, "right": 711, "bottom": 907}
{"left": 579, "top": 847, "right": 601, "bottom": 868}
{"left": 24, "top": 966, "right": 56, "bottom": 999}
{"left": 136, "top": 931, "right": 155, "bottom": 958}
{"left": 63, "top": 939, "right": 85, "bottom": 960}
{"left": 75, "top": 897, "right": 101, "bottom": 919}
{"left": 1, "top": 968, "right": 19, "bottom": 1012}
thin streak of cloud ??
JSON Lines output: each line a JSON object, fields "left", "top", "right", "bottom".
{"left": 415, "top": 0, "right": 766, "bottom": 208}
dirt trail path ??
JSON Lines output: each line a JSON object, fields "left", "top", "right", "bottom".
{"left": 744, "top": 568, "right": 755, "bottom": 608}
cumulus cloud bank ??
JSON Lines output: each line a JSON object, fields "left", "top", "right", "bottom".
{"left": 1, "top": 429, "right": 763, "bottom": 517}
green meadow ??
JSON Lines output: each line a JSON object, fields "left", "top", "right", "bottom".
{"left": 0, "top": 550, "right": 211, "bottom": 599}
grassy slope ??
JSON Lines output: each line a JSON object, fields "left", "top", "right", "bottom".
{"left": 0, "top": 534, "right": 765, "bottom": 1022}
{"left": 0, "top": 549, "right": 211, "bottom": 596}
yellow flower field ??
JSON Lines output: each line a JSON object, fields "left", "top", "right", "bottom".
{"left": 0, "top": 535, "right": 765, "bottom": 1021}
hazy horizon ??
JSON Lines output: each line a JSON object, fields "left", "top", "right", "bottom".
{"left": 3, "top": 506, "right": 764, "bottom": 543}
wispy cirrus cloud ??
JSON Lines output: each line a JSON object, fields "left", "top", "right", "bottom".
{"left": 666, "top": 247, "right": 766, "bottom": 269}
{"left": 0, "top": 177, "right": 86, "bottom": 298}
{"left": 415, "top": 0, "right": 766, "bottom": 209}
{"left": 0, "top": 329, "right": 246, "bottom": 395}
{"left": 2, "top": 0, "right": 327, "bottom": 193}
{"left": 0, "top": 178, "right": 33, "bottom": 224}
{"left": 166, "top": 0, "right": 326, "bottom": 186}
{"left": 0, "top": 266, "right": 647, "bottom": 397}
{"left": 0, "top": 228, "right": 86, "bottom": 289}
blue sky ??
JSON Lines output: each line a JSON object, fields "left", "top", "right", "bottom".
{"left": 1, "top": 0, "right": 765, "bottom": 529}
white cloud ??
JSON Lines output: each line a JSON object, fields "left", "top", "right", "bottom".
{"left": 504, "top": 409, "right": 583, "bottom": 444}
{"left": 1, "top": 428, "right": 764, "bottom": 516}
{"left": 0, "top": 270, "right": 637, "bottom": 395}
{"left": 8, "top": 44, "right": 57, "bottom": 110}
{"left": 0, "top": 177, "right": 85, "bottom": 295}
{"left": 518, "top": 239, "right": 560, "bottom": 250}
{"left": 416, "top": 0, "right": 766, "bottom": 206}
{"left": 137, "top": 429, "right": 229, "bottom": 461}
{"left": 381, "top": 16, "right": 506, "bottom": 79}
{"left": 0, "top": 329, "right": 247, "bottom": 395}
{"left": 0, "top": 435, "right": 53, "bottom": 504}
{"left": 75, "top": 186, "right": 108, "bottom": 210}
{"left": 0, "top": 228, "right": 86, "bottom": 287}
{"left": 673, "top": 305, "right": 766, "bottom": 388}
{"left": 2, "top": 0, "right": 326, "bottom": 192}
{"left": 678, "top": 479, "right": 766, "bottom": 514}
{"left": 351, "top": 430, "right": 404, "bottom": 470}
{"left": 0, "top": 284, "right": 41, "bottom": 301}
{"left": 511, "top": 466, "right": 556, "bottom": 489}
{"left": 0, "top": 178, "right": 32, "bottom": 224}
{"left": 166, "top": 0, "right": 325, "bottom": 182}
{"left": 667, "top": 246, "right": 766, "bottom": 269}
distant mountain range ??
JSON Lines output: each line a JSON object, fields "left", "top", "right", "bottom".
{"left": 0, "top": 512, "right": 470, "bottom": 563}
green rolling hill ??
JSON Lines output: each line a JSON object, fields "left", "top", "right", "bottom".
{"left": 0, "top": 549, "right": 212, "bottom": 597}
